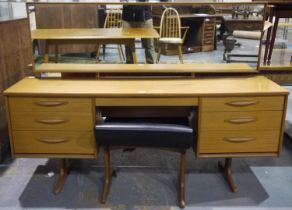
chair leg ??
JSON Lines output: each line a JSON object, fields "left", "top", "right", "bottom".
{"left": 117, "top": 45, "right": 124, "bottom": 63}
{"left": 179, "top": 150, "right": 186, "bottom": 209}
{"left": 156, "top": 47, "right": 161, "bottom": 64}
{"left": 103, "top": 45, "right": 106, "bottom": 60}
{"left": 101, "top": 146, "right": 111, "bottom": 204}
{"left": 178, "top": 45, "right": 184, "bottom": 64}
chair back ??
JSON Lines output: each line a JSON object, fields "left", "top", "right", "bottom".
{"left": 159, "top": 7, "right": 181, "bottom": 38}
{"left": 104, "top": 8, "right": 123, "bottom": 28}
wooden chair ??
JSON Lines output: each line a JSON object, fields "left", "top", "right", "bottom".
{"left": 95, "top": 108, "right": 195, "bottom": 208}
{"left": 96, "top": 8, "right": 125, "bottom": 62}
{"left": 156, "top": 7, "right": 188, "bottom": 64}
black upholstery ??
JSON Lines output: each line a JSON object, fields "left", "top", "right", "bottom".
{"left": 95, "top": 117, "right": 194, "bottom": 149}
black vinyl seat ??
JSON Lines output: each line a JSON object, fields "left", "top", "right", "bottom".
{"left": 95, "top": 117, "right": 194, "bottom": 208}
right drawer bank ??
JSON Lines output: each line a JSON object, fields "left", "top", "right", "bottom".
{"left": 198, "top": 96, "right": 285, "bottom": 156}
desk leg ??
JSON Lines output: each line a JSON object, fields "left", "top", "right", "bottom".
{"left": 44, "top": 40, "right": 49, "bottom": 63}
{"left": 101, "top": 146, "right": 111, "bottom": 204}
{"left": 218, "top": 158, "right": 237, "bottom": 193}
{"left": 130, "top": 40, "right": 137, "bottom": 64}
{"left": 264, "top": 8, "right": 274, "bottom": 64}
{"left": 53, "top": 158, "right": 70, "bottom": 194}
{"left": 267, "top": 17, "right": 279, "bottom": 64}
{"left": 55, "top": 45, "right": 59, "bottom": 63}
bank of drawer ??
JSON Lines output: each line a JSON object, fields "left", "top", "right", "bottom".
{"left": 199, "top": 130, "right": 280, "bottom": 154}
{"left": 10, "top": 112, "right": 93, "bottom": 131}
{"left": 9, "top": 97, "right": 92, "bottom": 112}
{"left": 201, "top": 96, "right": 284, "bottom": 112}
{"left": 12, "top": 131, "right": 95, "bottom": 154}
{"left": 200, "top": 111, "right": 282, "bottom": 131}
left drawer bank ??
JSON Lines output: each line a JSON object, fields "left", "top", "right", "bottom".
{"left": 5, "top": 97, "right": 96, "bottom": 158}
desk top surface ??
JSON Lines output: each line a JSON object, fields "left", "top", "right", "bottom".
{"left": 4, "top": 76, "right": 288, "bottom": 97}
{"left": 31, "top": 28, "right": 159, "bottom": 40}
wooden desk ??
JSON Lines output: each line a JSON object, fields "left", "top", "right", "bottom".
{"left": 31, "top": 28, "right": 159, "bottom": 63}
{"left": 4, "top": 76, "right": 288, "bottom": 193}
{"left": 263, "top": 2, "right": 292, "bottom": 64}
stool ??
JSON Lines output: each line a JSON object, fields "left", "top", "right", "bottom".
{"left": 95, "top": 117, "right": 194, "bottom": 208}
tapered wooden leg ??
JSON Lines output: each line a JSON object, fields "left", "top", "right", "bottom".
{"left": 117, "top": 45, "right": 124, "bottom": 62}
{"left": 101, "top": 146, "right": 111, "bottom": 204}
{"left": 44, "top": 40, "right": 49, "bottom": 63}
{"left": 218, "top": 158, "right": 237, "bottom": 193}
{"left": 267, "top": 17, "right": 279, "bottom": 64}
{"left": 53, "top": 159, "right": 70, "bottom": 194}
{"left": 178, "top": 45, "right": 184, "bottom": 64}
{"left": 103, "top": 45, "right": 106, "bottom": 60}
{"left": 55, "top": 45, "right": 59, "bottom": 63}
{"left": 179, "top": 151, "right": 186, "bottom": 209}
{"left": 129, "top": 40, "right": 137, "bottom": 64}
{"left": 156, "top": 47, "right": 161, "bottom": 64}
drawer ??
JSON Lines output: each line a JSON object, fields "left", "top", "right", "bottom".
{"left": 200, "top": 111, "right": 282, "bottom": 131}
{"left": 11, "top": 112, "right": 93, "bottom": 131}
{"left": 204, "top": 25, "right": 214, "bottom": 31}
{"left": 204, "top": 32, "right": 214, "bottom": 38}
{"left": 12, "top": 131, "right": 95, "bottom": 154}
{"left": 199, "top": 130, "right": 280, "bottom": 154}
{"left": 9, "top": 97, "right": 92, "bottom": 112}
{"left": 201, "top": 96, "right": 284, "bottom": 112}
{"left": 204, "top": 40, "right": 213, "bottom": 45}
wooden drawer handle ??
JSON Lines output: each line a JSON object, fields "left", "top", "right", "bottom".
{"left": 226, "top": 117, "right": 257, "bottom": 124}
{"left": 34, "top": 101, "right": 68, "bottom": 107}
{"left": 224, "top": 137, "right": 256, "bottom": 143}
{"left": 36, "top": 119, "right": 68, "bottom": 124}
{"left": 226, "top": 101, "right": 258, "bottom": 107}
{"left": 37, "top": 138, "right": 69, "bottom": 144}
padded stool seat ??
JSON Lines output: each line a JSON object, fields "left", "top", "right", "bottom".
{"left": 95, "top": 117, "right": 194, "bottom": 208}
{"left": 95, "top": 117, "right": 193, "bottom": 149}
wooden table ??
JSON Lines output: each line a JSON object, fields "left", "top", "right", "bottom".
{"left": 31, "top": 28, "right": 160, "bottom": 63}
{"left": 4, "top": 76, "right": 288, "bottom": 194}
{"left": 263, "top": 2, "right": 292, "bottom": 64}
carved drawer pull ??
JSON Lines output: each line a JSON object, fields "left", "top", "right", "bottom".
{"left": 37, "top": 138, "right": 69, "bottom": 144}
{"left": 226, "top": 101, "right": 257, "bottom": 107}
{"left": 224, "top": 137, "right": 256, "bottom": 143}
{"left": 34, "top": 101, "right": 68, "bottom": 107}
{"left": 226, "top": 117, "right": 257, "bottom": 124}
{"left": 36, "top": 119, "right": 68, "bottom": 124}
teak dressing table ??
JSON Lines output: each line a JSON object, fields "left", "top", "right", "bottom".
{"left": 4, "top": 75, "right": 288, "bottom": 194}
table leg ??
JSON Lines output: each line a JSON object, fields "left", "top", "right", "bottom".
{"left": 53, "top": 158, "right": 70, "bottom": 194}
{"left": 263, "top": 8, "right": 274, "bottom": 64}
{"left": 218, "top": 158, "right": 237, "bottom": 193}
{"left": 267, "top": 17, "right": 279, "bottom": 64}
{"left": 55, "top": 45, "right": 59, "bottom": 63}
{"left": 129, "top": 40, "right": 137, "bottom": 64}
{"left": 44, "top": 40, "right": 49, "bottom": 63}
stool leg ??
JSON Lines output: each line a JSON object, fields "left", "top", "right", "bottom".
{"left": 218, "top": 158, "right": 237, "bottom": 193}
{"left": 178, "top": 45, "right": 184, "bottom": 64}
{"left": 179, "top": 151, "right": 186, "bottom": 209}
{"left": 101, "top": 146, "right": 111, "bottom": 204}
{"left": 156, "top": 47, "right": 161, "bottom": 64}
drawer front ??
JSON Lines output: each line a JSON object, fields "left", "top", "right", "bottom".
{"left": 199, "top": 130, "right": 280, "bottom": 154}
{"left": 9, "top": 97, "right": 92, "bottom": 112}
{"left": 201, "top": 96, "right": 284, "bottom": 112}
{"left": 12, "top": 131, "right": 95, "bottom": 154}
{"left": 204, "top": 25, "right": 214, "bottom": 31}
{"left": 11, "top": 112, "right": 93, "bottom": 131}
{"left": 204, "top": 39, "right": 213, "bottom": 45}
{"left": 204, "top": 32, "right": 214, "bottom": 39}
{"left": 200, "top": 111, "right": 282, "bottom": 131}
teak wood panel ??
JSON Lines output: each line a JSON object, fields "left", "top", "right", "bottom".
{"left": 35, "top": 4, "right": 99, "bottom": 54}
{"left": 200, "top": 111, "right": 283, "bottom": 131}
{"left": 9, "top": 97, "right": 92, "bottom": 112}
{"left": 95, "top": 97, "right": 198, "bottom": 106}
{"left": 200, "top": 96, "right": 284, "bottom": 112}
{"left": 199, "top": 130, "right": 280, "bottom": 154}
{"left": 10, "top": 112, "right": 93, "bottom": 131}
{"left": 0, "top": 18, "right": 33, "bottom": 161}
{"left": 12, "top": 131, "right": 95, "bottom": 155}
